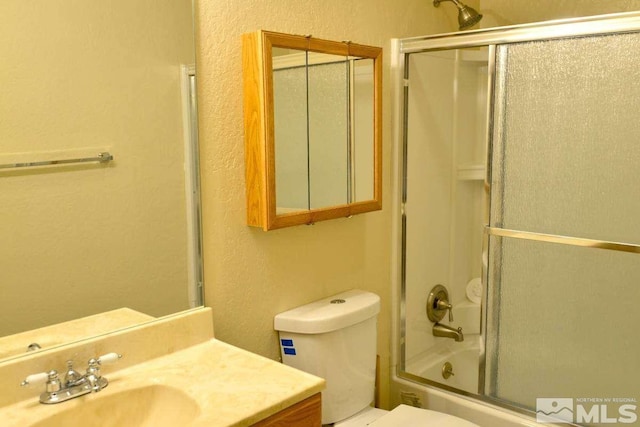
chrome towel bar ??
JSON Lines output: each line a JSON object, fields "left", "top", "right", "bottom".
{"left": 0, "top": 152, "right": 113, "bottom": 170}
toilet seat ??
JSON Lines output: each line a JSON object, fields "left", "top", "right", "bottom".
{"left": 371, "top": 405, "right": 479, "bottom": 427}
{"left": 334, "top": 405, "right": 479, "bottom": 427}
{"left": 333, "top": 406, "right": 388, "bottom": 427}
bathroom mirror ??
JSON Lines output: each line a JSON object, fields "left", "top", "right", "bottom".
{"left": 0, "top": 0, "right": 202, "bottom": 361}
{"left": 242, "top": 31, "right": 382, "bottom": 230}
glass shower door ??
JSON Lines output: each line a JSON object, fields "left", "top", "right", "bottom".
{"left": 485, "top": 32, "right": 640, "bottom": 424}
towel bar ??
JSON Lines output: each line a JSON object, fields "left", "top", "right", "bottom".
{"left": 0, "top": 152, "right": 113, "bottom": 170}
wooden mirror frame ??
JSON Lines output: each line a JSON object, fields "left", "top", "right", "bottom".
{"left": 242, "top": 30, "right": 382, "bottom": 231}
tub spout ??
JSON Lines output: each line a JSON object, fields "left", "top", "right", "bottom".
{"left": 433, "top": 322, "right": 464, "bottom": 342}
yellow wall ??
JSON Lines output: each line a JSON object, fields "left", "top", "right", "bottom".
{"left": 195, "top": 0, "right": 456, "bottom": 408}
{"left": 0, "top": 0, "right": 194, "bottom": 335}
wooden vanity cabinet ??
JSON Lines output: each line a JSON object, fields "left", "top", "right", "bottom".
{"left": 252, "top": 393, "right": 321, "bottom": 426}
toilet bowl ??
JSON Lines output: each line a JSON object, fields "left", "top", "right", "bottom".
{"left": 274, "top": 290, "right": 479, "bottom": 427}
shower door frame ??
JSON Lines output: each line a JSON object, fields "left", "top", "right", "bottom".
{"left": 392, "top": 10, "right": 640, "bottom": 419}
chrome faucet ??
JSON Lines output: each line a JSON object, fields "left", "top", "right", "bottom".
{"left": 21, "top": 352, "right": 121, "bottom": 404}
{"left": 433, "top": 322, "right": 464, "bottom": 342}
{"left": 426, "top": 284, "right": 464, "bottom": 342}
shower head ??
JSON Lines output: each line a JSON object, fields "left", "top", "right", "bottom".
{"left": 433, "top": 0, "right": 483, "bottom": 31}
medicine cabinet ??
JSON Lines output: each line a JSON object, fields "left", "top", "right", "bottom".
{"left": 242, "top": 30, "right": 382, "bottom": 230}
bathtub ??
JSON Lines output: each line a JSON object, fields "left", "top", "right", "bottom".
{"left": 405, "top": 336, "right": 480, "bottom": 394}
{"left": 395, "top": 336, "right": 542, "bottom": 427}
{"left": 390, "top": 375, "right": 541, "bottom": 427}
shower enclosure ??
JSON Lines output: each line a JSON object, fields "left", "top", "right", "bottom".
{"left": 393, "top": 12, "right": 640, "bottom": 425}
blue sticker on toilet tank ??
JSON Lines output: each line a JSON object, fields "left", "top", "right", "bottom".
{"left": 283, "top": 347, "right": 296, "bottom": 355}
{"left": 281, "top": 339, "right": 294, "bottom": 347}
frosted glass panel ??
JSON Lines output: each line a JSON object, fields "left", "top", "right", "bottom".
{"left": 485, "top": 236, "right": 640, "bottom": 418}
{"left": 308, "top": 58, "right": 348, "bottom": 208}
{"left": 491, "top": 33, "right": 640, "bottom": 244}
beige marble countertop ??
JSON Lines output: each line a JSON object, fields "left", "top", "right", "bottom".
{"left": 1, "top": 338, "right": 325, "bottom": 427}
{"left": 0, "top": 308, "right": 154, "bottom": 361}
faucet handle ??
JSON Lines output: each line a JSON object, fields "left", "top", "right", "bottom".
{"left": 427, "top": 285, "right": 456, "bottom": 323}
{"left": 436, "top": 299, "right": 454, "bottom": 322}
{"left": 87, "top": 352, "right": 122, "bottom": 371}
{"left": 85, "top": 352, "right": 122, "bottom": 392}
{"left": 96, "top": 352, "right": 122, "bottom": 365}
{"left": 21, "top": 371, "right": 51, "bottom": 387}
{"left": 21, "top": 370, "right": 62, "bottom": 394}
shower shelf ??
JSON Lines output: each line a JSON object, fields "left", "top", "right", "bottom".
{"left": 457, "top": 164, "right": 485, "bottom": 181}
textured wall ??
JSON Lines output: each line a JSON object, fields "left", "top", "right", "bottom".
{"left": 194, "top": 0, "right": 454, "bottom": 409}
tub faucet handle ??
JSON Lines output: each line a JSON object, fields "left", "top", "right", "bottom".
{"left": 437, "top": 300, "right": 454, "bottom": 322}
{"left": 426, "top": 284, "right": 455, "bottom": 323}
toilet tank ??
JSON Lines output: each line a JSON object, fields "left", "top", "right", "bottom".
{"left": 274, "top": 289, "right": 381, "bottom": 425}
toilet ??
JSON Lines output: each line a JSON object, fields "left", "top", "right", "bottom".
{"left": 274, "top": 289, "right": 479, "bottom": 426}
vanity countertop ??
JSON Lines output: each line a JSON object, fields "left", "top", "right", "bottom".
{"left": 2, "top": 338, "right": 325, "bottom": 427}
{"left": 0, "top": 308, "right": 154, "bottom": 361}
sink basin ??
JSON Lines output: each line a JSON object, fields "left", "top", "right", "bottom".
{"left": 29, "top": 384, "right": 200, "bottom": 427}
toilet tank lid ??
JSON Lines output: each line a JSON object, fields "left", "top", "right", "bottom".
{"left": 274, "top": 289, "right": 380, "bottom": 334}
